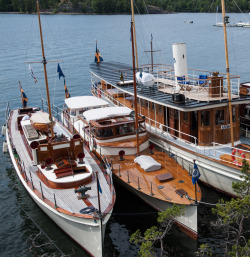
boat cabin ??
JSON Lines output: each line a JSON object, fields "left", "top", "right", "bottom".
{"left": 64, "top": 96, "right": 109, "bottom": 122}
{"left": 17, "top": 107, "right": 90, "bottom": 189}
{"left": 83, "top": 106, "right": 146, "bottom": 140}
{"left": 90, "top": 62, "right": 250, "bottom": 147}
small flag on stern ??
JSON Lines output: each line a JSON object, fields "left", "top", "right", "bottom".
{"left": 57, "top": 64, "right": 65, "bottom": 80}
{"left": 19, "top": 82, "right": 28, "bottom": 108}
{"left": 97, "top": 176, "right": 102, "bottom": 194}
{"left": 95, "top": 41, "right": 103, "bottom": 63}
{"left": 120, "top": 72, "right": 124, "bottom": 82}
{"left": 64, "top": 79, "right": 71, "bottom": 99}
{"left": 29, "top": 65, "right": 37, "bottom": 83}
{"left": 192, "top": 162, "right": 201, "bottom": 185}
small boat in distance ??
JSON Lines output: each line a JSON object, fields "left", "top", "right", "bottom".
{"left": 62, "top": 96, "right": 202, "bottom": 239}
{"left": 3, "top": 1, "right": 115, "bottom": 256}
{"left": 184, "top": 20, "right": 193, "bottom": 23}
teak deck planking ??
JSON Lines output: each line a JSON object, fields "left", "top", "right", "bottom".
{"left": 109, "top": 149, "right": 201, "bottom": 205}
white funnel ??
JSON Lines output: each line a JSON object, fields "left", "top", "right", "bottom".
{"left": 172, "top": 43, "right": 188, "bottom": 90}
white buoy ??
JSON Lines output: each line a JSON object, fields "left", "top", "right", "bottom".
{"left": 172, "top": 43, "right": 188, "bottom": 90}
{"left": 2, "top": 141, "right": 8, "bottom": 153}
{"left": 1, "top": 124, "right": 6, "bottom": 136}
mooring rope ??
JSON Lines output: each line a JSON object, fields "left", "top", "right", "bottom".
{"left": 19, "top": 205, "right": 65, "bottom": 255}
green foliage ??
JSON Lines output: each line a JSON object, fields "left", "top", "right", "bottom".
{"left": 211, "top": 159, "right": 250, "bottom": 256}
{"left": 229, "top": 239, "right": 250, "bottom": 257}
{"left": 130, "top": 204, "right": 184, "bottom": 257}
{"left": 195, "top": 243, "right": 212, "bottom": 257}
{"left": 232, "top": 159, "right": 250, "bottom": 197}
{"left": 0, "top": 0, "right": 250, "bottom": 13}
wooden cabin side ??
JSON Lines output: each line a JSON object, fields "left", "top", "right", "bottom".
{"left": 93, "top": 79, "right": 241, "bottom": 147}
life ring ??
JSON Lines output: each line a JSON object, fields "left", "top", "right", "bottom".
{"left": 80, "top": 206, "right": 96, "bottom": 214}
{"left": 232, "top": 149, "right": 245, "bottom": 166}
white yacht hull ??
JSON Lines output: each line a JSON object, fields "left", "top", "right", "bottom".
{"left": 113, "top": 174, "right": 198, "bottom": 238}
{"left": 6, "top": 127, "right": 110, "bottom": 257}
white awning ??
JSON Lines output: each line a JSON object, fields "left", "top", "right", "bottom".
{"left": 30, "top": 112, "right": 50, "bottom": 124}
{"left": 65, "top": 96, "right": 109, "bottom": 110}
{"left": 83, "top": 107, "right": 133, "bottom": 122}
{"left": 134, "top": 155, "right": 161, "bottom": 172}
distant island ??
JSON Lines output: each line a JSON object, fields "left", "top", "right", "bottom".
{"left": 0, "top": 0, "right": 249, "bottom": 14}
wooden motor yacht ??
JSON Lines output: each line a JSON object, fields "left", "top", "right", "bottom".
{"left": 62, "top": 96, "right": 202, "bottom": 239}
{"left": 89, "top": 1, "right": 250, "bottom": 197}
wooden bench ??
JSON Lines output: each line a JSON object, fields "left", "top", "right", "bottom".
{"left": 54, "top": 167, "right": 73, "bottom": 178}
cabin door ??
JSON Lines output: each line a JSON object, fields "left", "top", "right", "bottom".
{"left": 191, "top": 111, "right": 198, "bottom": 144}
{"left": 169, "top": 108, "right": 179, "bottom": 138}
{"left": 181, "top": 112, "right": 191, "bottom": 142}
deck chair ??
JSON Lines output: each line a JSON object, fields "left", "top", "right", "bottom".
{"left": 177, "top": 76, "right": 190, "bottom": 85}
{"left": 196, "top": 75, "right": 208, "bottom": 92}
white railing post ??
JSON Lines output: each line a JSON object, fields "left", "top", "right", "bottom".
{"left": 213, "top": 142, "right": 216, "bottom": 157}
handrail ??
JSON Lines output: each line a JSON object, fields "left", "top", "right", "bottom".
{"left": 92, "top": 84, "right": 250, "bottom": 168}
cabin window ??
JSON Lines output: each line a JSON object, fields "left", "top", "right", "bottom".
{"left": 232, "top": 107, "right": 236, "bottom": 122}
{"left": 183, "top": 112, "right": 188, "bottom": 122}
{"left": 79, "top": 110, "right": 84, "bottom": 115}
{"left": 103, "top": 128, "right": 113, "bottom": 138}
{"left": 70, "top": 110, "right": 76, "bottom": 116}
{"left": 159, "top": 105, "right": 162, "bottom": 113}
{"left": 152, "top": 103, "right": 155, "bottom": 111}
{"left": 215, "top": 109, "right": 224, "bottom": 125}
{"left": 141, "top": 99, "right": 145, "bottom": 107}
{"left": 146, "top": 101, "right": 149, "bottom": 108}
{"left": 201, "top": 111, "right": 210, "bottom": 126}
{"left": 96, "top": 129, "right": 104, "bottom": 138}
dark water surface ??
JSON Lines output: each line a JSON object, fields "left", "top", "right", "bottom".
{"left": 1, "top": 12, "right": 250, "bottom": 256}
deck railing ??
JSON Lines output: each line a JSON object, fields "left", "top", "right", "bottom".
{"left": 91, "top": 86, "right": 250, "bottom": 168}
{"left": 7, "top": 103, "right": 115, "bottom": 216}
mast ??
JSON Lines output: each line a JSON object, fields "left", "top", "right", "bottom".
{"left": 36, "top": 0, "right": 54, "bottom": 137}
{"left": 144, "top": 34, "right": 161, "bottom": 72}
{"left": 221, "top": 0, "right": 234, "bottom": 147}
{"left": 131, "top": 0, "right": 138, "bottom": 69}
{"left": 131, "top": 20, "right": 140, "bottom": 156}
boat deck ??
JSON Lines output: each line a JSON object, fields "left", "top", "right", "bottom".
{"left": 9, "top": 110, "right": 113, "bottom": 215}
{"left": 90, "top": 61, "right": 250, "bottom": 110}
{"left": 147, "top": 124, "right": 250, "bottom": 168}
{"left": 109, "top": 149, "right": 202, "bottom": 205}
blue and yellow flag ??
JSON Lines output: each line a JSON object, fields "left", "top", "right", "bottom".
{"left": 57, "top": 64, "right": 65, "bottom": 80}
{"left": 120, "top": 72, "right": 124, "bottom": 82}
{"left": 19, "top": 82, "right": 28, "bottom": 108}
{"left": 95, "top": 41, "right": 103, "bottom": 63}
{"left": 192, "top": 163, "right": 201, "bottom": 185}
{"left": 64, "top": 79, "right": 71, "bottom": 99}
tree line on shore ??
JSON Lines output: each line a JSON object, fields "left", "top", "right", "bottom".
{"left": 0, "top": 0, "right": 249, "bottom": 14}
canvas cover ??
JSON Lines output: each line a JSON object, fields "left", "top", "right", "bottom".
{"left": 134, "top": 155, "right": 161, "bottom": 172}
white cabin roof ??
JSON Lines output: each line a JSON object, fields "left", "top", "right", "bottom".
{"left": 65, "top": 96, "right": 109, "bottom": 110}
{"left": 83, "top": 106, "right": 133, "bottom": 122}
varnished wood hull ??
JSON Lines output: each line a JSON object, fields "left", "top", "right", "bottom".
{"left": 112, "top": 172, "right": 198, "bottom": 238}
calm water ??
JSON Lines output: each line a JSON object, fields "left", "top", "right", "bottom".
{"left": 0, "top": 12, "right": 250, "bottom": 256}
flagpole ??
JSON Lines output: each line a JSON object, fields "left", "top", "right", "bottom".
{"left": 193, "top": 160, "right": 198, "bottom": 204}
{"left": 96, "top": 171, "right": 104, "bottom": 257}
{"left": 18, "top": 81, "right": 24, "bottom": 108}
